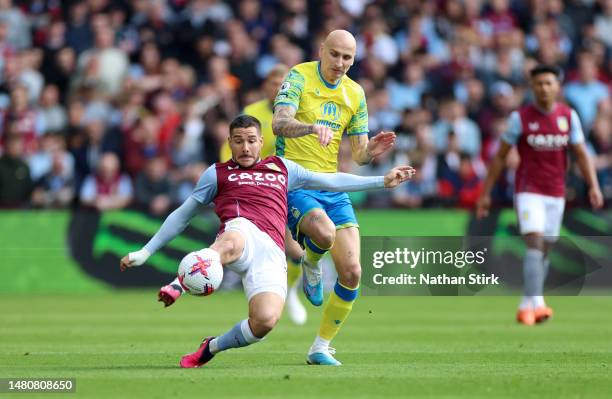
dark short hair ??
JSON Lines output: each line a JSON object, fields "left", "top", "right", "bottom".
{"left": 530, "top": 65, "right": 563, "bottom": 80}
{"left": 229, "top": 114, "right": 261, "bottom": 136}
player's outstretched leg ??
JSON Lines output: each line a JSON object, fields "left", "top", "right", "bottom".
{"left": 158, "top": 277, "right": 185, "bottom": 307}
{"left": 308, "top": 228, "right": 359, "bottom": 366}
{"left": 180, "top": 292, "right": 284, "bottom": 368}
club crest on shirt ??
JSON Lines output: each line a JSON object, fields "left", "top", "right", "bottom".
{"left": 320, "top": 101, "right": 341, "bottom": 122}
{"left": 557, "top": 116, "right": 569, "bottom": 132}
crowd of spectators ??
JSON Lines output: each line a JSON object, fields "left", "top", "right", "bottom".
{"left": 0, "top": 0, "right": 610, "bottom": 214}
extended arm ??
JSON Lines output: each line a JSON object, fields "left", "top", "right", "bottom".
{"left": 272, "top": 68, "right": 332, "bottom": 145}
{"left": 303, "top": 170, "right": 385, "bottom": 191}
{"left": 272, "top": 104, "right": 333, "bottom": 146}
{"left": 119, "top": 197, "right": 201, "bottom": 271}
{"left": 143, "top": 197, "right": 201, "bottom": 255}
{"left": 281, "top": 157, "right": 413, "bottom": 192}
{"left": 272, "top": 104, "right": 315, "bottom": 138}
{"left": 120, "top": 165, "right": 218, "bottom": 270}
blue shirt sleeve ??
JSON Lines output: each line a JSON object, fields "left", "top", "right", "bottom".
{"left": 501, "top": 111, "right": 522, "bottom": 145}
{"left": 280, "top": 157, "right": 385, "bottom": 192}
{"left": 569, "top": 109, "right": 585, "bottom": 144}
{"left": 143, "top": 197, "right": 201, "bottom": 255}
{"left": 191, "top": 165, "right": 218, "bottom": 204}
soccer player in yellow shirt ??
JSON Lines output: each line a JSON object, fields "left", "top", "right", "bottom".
{"left": 272, "top": 30, "right": 396, "bottom": 365}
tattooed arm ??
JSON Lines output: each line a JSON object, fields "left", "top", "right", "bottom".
{"left": 272, "top": 104, "right": 314, "bottom": 138}
{"left": 272, "top": 68, "right": 332, "bottom": 146}
{"left": 272, "top": 104, "right": 333, "bottom": 146}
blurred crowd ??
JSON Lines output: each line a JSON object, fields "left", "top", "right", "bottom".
{"left": 0, "top": 0, "right": 610, "bottom": 214}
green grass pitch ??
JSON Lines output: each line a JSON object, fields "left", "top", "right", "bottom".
{"left": 1, "top": 292, "right": 611, "bottom": 398}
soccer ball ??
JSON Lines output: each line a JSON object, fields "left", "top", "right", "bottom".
{"left": 177, "top": 249, "right": 223, "bottom": 296}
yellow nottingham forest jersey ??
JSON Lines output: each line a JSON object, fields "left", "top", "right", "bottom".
{"left": 273, "top": 61, "right": 369, "bottom": 172}
{"left": 220, "top": 99, "right": 276, "bottom": 161}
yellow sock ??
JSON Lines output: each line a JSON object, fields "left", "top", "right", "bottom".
{"left": 286, "top": 257, "right": 301, "bottom": 287}
{"left": 318, "top": 281, "right": 358, "bottom": 341}
{"left": 304, "top": 237, "right": 330, "bottom": 264}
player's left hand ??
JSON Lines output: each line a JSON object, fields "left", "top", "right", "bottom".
{"left": 120, "top": 248, "right": 151, "bottom": 272}
{"left": 367, "top": 131, "right": 396, "bottom": 159}
{"left": 589, "top": 186, "right": 604, "bottom": 210}
{"left": 384, "top": 166, "right": 415, "bottom": 188}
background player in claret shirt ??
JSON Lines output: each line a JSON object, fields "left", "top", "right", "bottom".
{"left": 476, "top": 65, "right": 604, "bottom": 326}
{"left": 120, "top": 115, "right": 414, "bottom": 368}
{"left": 272, "top": 30, "right": 396, "bottom": 366}
{"left": 219, "top": 63, "right": 308, "bottom": 326}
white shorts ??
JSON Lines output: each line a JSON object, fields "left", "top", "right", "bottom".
{"left": 514, "top": 192, "right": 565, "bottom": 241}
{"left": 223, "top": 217, "right": 287, "bottom": 302}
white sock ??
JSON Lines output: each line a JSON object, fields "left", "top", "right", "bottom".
{"left": 532, "top": 296, "right": 546, "bottom": 308}
{"left": 519, "top": 296, "right": 533, "bottom": 310}
{"left": 309, "top": 336, "right": 330, "bottom": 354}
{"left": 169, "top": 277, "right": 184, "bottom": 294}
{"left": 209, "top": 337, "right": 219, "bottom": 354}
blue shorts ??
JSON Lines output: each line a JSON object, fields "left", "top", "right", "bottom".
{"left": 287, "top": 189, "right": 358, "bottom": 245}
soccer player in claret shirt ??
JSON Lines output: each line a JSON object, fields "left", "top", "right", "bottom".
{"left": 218, "top": 64, "right": 308, "bottom": 326}
{"left": 120, "top": 115, "right": 414, "bottom": 367}
{"left": 476, "top": 65, "right": 604, "bottom": 325}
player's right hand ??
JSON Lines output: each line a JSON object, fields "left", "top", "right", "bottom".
{"left": 384, "top": 166, "right": 415, "bottom": 188}
{"left": 120, "top": 248, "right": 151, "bottom": 272}
{"left": 475, "top": 195, "right": 491, "bottom": 219}
{"left": 312, "top": 124, "right": 333, "bottom": 146}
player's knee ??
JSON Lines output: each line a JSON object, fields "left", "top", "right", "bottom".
{"left": 249, "top": 312, "right": 280, "bottom": 337}
{"left": 524, "top": 233, "right": 545, "bottom": 251}
{"left": 337, "top": 264, "right": 361, "bottom": 288}
{"left": 314, "top": 228, "right": 335, "bottom": 249}
{"left": 310, "top": 223, "right": 336, "bottom": 249}
{"left": 303, "top": 210, "right": 336, "bottom": 248}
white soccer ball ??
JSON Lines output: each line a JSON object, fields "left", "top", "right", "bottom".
{"left": 177, "top": 249, "right": 223, "bottom": 296}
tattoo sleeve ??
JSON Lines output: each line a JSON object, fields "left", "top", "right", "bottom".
{"left": 272, "top": 105, "right": 314, "bottom": 138}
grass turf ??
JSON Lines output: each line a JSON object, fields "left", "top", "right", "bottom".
{"left": 1, "top": 292, "right": 611, "bottom": 398}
